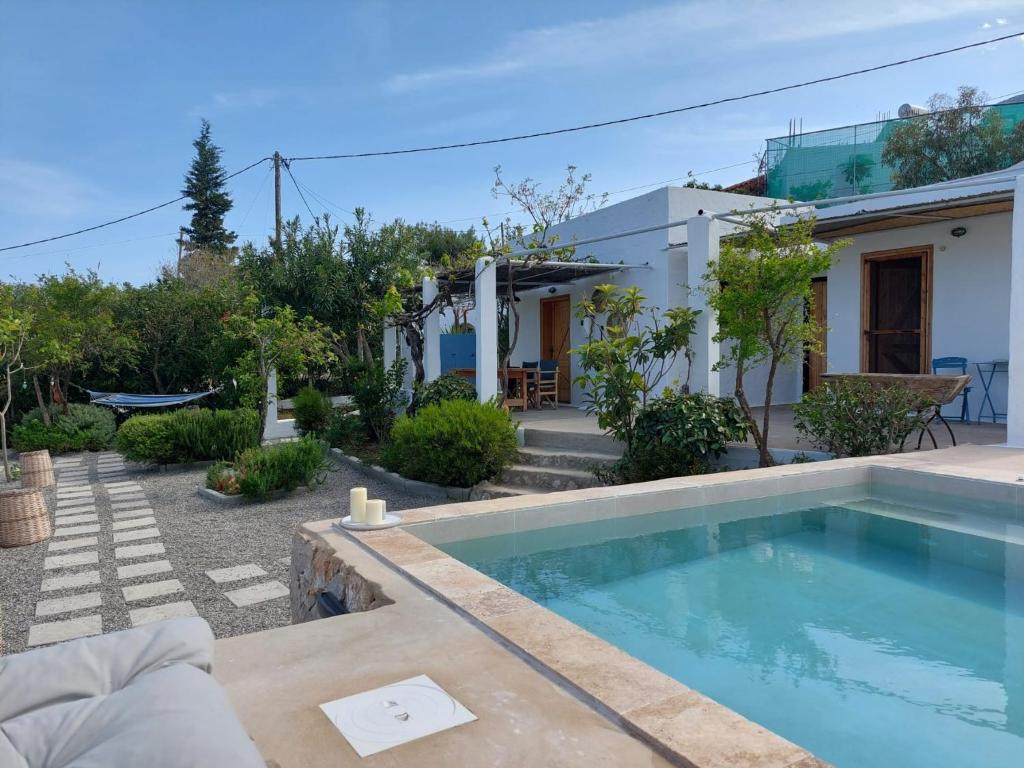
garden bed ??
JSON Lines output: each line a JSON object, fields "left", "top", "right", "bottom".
{"left": 198, "top": 484, "right": 311, "bottom": 507}
{"left": 329, "top": 448, "right": 471, "bottom": 502}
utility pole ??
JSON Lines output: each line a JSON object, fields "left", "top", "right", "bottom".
{"left": 273, "top": 151, "right": 282, "bottom": 252}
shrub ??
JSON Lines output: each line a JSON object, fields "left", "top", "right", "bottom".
{"left": 324, "top": 406, "right": 365, "bottom": 451}
{"left": 115, "top": 408, "right": 260, "bottom": 464}
{"left": 793, "top": 379, "right": 925, "bottom": 457}
{"left": 382, "top": 399, "right": 517, "bottom": 488}
{"left": 12, "top": 404, "right": 117, "bottom": 454}
{"left": 599, "top": 391, "right": 749, "bottom": 483}
{"left": 415, "top": 373, "right": 476, "bottom": 410}
{"left": 206, "top": 461, "right": 241, "bottom": 495}
{"left": 353, "top": 359, "right": 409, "bottom": 442}
{"left": 292, "top": 387, "right": 332, "bottom": 436}
{"left": 235, "top": 437, "right": 327, "bottom": 500}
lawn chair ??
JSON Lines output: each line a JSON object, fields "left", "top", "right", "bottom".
{"left": 932, "top": 357, "right": 972, "bottom": 423}
{"left": 537, "top": 359, "right": 559, "bottom": 409}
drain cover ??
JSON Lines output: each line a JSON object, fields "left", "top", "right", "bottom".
{"left": 320, "top": 674, "right": 477, "bottom": 757}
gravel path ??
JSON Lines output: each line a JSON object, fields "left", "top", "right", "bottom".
{"left": 0, "top": 453, "right": 442, "bottom": 655}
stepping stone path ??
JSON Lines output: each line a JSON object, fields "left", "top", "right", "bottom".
{"left": 23, "top": 452, "right": 292, "bottom": 648}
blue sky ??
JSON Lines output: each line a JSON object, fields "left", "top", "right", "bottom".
{"left": 1, "top": 0, "right": 1022, "bottom": 284}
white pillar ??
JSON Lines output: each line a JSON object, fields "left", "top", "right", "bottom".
{"left": 382, "top": 324, "right": 399, "bottom": 370}
{"left": 686, "top": 215, "right": 721, "bottom": 396}
{"left": 474, "top": 257, "right": 498, "bottom": 402}
{"left": 422, "top": 276, "right": 441, "bottom": 383}
{"left": 265, "top": 368, "right": 279, "bottom": 424}
{"left": 1008, "top": 175, "right": 1024, "bottom": 446}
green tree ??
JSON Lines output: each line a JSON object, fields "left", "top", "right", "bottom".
{"left": 0, "top": 286, "right": 31, "bottom": 479}
{"left": 882, "top": 86, "right": 1024, "bottom": 189}
{"left": 22, "top": 270, "right": 136, "bottom": 414}
{"left": 839, "top": 154, "right": 875, "bottom": 194}
{"left": 182, "top": 119, "right": 236, "bottom": 252}
{"left": 222, "top": 295, "right": 335, "bottom": 426}
{"left": 573, "top": 284, "right": 699, "bottom": 450}
{"left": 704, "top": 213, "right": 848, "bottom": 467}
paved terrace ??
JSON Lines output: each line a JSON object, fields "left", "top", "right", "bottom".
{"left": 516, "top": 404, "right": 1008, "bottom": 451}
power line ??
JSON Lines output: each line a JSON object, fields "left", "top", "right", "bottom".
{"left": 0, "top": 157, "right": 271, "bottom": 253}
{"left": 281, "top": 160, "right": 317, "bottom": 221}
{"left": 285, "top": 31, "right": 1023, "bottom": 162}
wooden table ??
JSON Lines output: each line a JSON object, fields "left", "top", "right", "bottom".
{"left": 451, "top": 367, "right": 535, "bottom": 411}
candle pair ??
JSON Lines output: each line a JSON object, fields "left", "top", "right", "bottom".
{"left": 349, "top": 487, "right": 386, "bottom": 525}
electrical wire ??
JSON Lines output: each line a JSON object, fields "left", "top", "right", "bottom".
{"left": 281, "top": 159, "right": 317, "bottom": 221}
{"left": 285, "top": 31, "right": 1022, "bottom": 162}
{"left": 0, "top": 157, "right": 271, "bottom": 253}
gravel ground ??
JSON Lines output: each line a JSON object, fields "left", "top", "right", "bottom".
{"left": 0, "top": 453, "right": 442, "bottom": 655}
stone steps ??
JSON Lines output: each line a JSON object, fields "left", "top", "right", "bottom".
{"left": 469, "top": 482, "right": 541, "bottom": 500}
{"left": 522, "top": 427, "right": 623, "bottom": 455}
{"left": 501, "top": 464, "right": 603, "bottom": 492}
{"left": 517, "top": 446, "right": 619, "bottom": 472}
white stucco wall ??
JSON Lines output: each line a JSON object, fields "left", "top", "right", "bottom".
{"left": 824, "top": 211, "right": 1012, "bottom": 420}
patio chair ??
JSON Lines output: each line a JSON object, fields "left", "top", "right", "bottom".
{"left": 537, "top": 359, "right": 559, "bottom": 409}
{"left": 932, "top": 356, "right": 972, "bottom": 423}
{"left": 521, "top": 361, "right": 540, "bottom": 407}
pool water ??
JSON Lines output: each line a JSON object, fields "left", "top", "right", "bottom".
{"left": 441, "top": 499, "right": 1024, "bottom": 767}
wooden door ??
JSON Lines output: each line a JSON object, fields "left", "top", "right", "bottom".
{"left": 804, "top": 277, "right": 827, "bottom": 391}
{"left": 540, "top": 295, "right": 572, "bottom": 402}
{"left": 861, "top": 246, "right": 932, "bottom": 374}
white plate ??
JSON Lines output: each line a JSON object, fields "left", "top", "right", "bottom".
{"left": 337, "top": 514, "right": 401, "bottom": 531}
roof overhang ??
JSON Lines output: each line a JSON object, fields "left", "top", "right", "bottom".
{"left": 430, "top": 259, "right": 635, "bottom": 295}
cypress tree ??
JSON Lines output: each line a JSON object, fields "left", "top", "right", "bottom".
{"left": 182, "top": 119, "right": 236, "bottom": 251}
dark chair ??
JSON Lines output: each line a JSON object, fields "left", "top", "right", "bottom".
{"left": 537, "top": 359, "right": 559, "bottom": 408}
{"left": 521, "top": 361, "right": 539, "bottom": 407}
{"left": 932, "top": 356, "right": 972, "bottom": 423}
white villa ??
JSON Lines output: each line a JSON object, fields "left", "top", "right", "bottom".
{"left": 391, "top": 161, "right": 1024, "bottom": 447}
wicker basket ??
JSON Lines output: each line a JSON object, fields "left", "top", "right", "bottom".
{"left": 0, "top": 487, "right": 51, "bottom": 547}
{"left": 19, "top": 450, "right": 55, "bottom": 488}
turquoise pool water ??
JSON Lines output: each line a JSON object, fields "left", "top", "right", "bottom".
{"left": 440, "top": 496, "right": 1024, "bottom": 767}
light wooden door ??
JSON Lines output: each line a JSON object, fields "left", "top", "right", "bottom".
{"left": 805, "top": 277, "right": 827, "bottom": 391}
{"left": 540, "top": 295, "right": 572, "bottom": 403}
{"left": 861, "top": 246, "right": 933, "bottom": 374}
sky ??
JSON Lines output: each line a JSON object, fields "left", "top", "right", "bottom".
{"left": 1, "top": 0, "right": 1023, "bottom": 284}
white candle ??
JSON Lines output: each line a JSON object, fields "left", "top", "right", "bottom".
{"left": 364, "top": 499, "right": 385, "bottom": 525}
{"left": 349, "top": 487, "right": 367, "bottom": 523}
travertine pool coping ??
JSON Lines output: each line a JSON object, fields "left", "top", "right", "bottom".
{"left": 316, "top": 446, "right": 1024, "bottom": 768}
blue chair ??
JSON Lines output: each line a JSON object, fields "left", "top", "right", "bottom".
{"left": 521, "top": 360, "right": 539, "bottom": 406}
{"left": 537, "top": 360, "right": 560, "bottom": 408}
{"left": 932, "top": 357, "right": 972, "bottom": 423}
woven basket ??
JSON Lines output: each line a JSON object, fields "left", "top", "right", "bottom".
{"left": 0, "top": 488, "right": 51, "bottom": 547}
{"left": 19, "top": 450, "right": 55, "bottom": 488}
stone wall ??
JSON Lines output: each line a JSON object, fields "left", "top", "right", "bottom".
{"left": 290, "top": 528, "right": 393, "bottom": 623}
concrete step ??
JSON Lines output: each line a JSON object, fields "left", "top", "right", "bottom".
{"left": 522, "top": 427, "right": 623, "bottom": 456}
{"left": 517, "top": 446, "right": 619, "bottom": 472}
{"left": 501, "top": 464, "right": 603, "bottom": 492}
{"left": 469, "top": 482, "right": 542, "bottom": 500}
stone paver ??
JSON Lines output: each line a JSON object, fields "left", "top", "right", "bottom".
{"left": 27, "top": 615, "right": 102, "bottom": 647}
{"left": 54, "top": 513, "right": 98, "bottom": 525}
{"left": 111, "top": 508, "right": 155, "bottom": 520}
{"left": 36, "top": 592, "right": 102, "bottom": 617}
{"left": 54, "top": 505, "right": 96, "bottom": 516}
{"left": 56, "top": 498, "right": 95, "bottom": 508}
{"left": 206, "top": 564, "right": 268, "bottom": 584}
{"left": 129, "top": 601, "right": 198, "bottom": 627}
{"left": 112, "top": 516, "right": 157, "bottom": 530}
{"left": 41, "top": 570, "right": 102, "bottom": 592}
{"left": 117, "top": 560, "right": 173, "bottom": 580}
{"left": 44, "top": 550, "right": 99, "bottom": 570}
{"left": 108, "top": 486, "right": 144, "bottom": 495}
{"left": 53, "top": 523, "right": 101, "bottom": 537}
{"left": 111, "top": 500, "right": 149, "bottom": 510}
{"left": 114, "top": 542, "right": 165, "bottom": 560}
{"left": 47, "top": 536, "right": 99, "bottom": 552}
{"left": 122, "top": 579, "right": 184, "bottom": 603}
{"left": 223, "top": 581, "right": 289, "bottom": 607}
{"left": 112, "top": 527, "right": 160, "bottom": 543}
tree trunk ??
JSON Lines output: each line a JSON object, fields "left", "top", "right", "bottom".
{"left": 733, "top": 361, "right": 762, "bottom": 457}
{"left": 33, "top": 376, "right": 51, "bottom": 425}
{"left": 2, "top": 365, "right": 13, "bottom": 481}
{"left": 758, "top": 355, "right": 780, "bottom": 468}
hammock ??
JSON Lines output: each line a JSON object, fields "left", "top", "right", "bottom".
{"left": 87, "top": 389, "right": 219, "bottom": 409}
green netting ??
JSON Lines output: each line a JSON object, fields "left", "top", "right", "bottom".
{"left": 765, "top": 103, "right": 1024, "bottom": 200}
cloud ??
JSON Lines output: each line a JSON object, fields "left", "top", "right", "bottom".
{"left": 386, "top": 0, "right": 1020, "bottom": 92}
{"left": 0, "top": 159, "right": 98, "bottom": 219}
{"left": 211, "top": 87, "right": 282, "bottom": 111}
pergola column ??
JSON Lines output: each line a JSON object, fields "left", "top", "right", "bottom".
{"left": 422, "top": 276, "right": 441, "bottom": 383}
{"left": 1008, "top": 174, "right": 1024, "bottom": 446}
{"left": 474, "top": 256, "right": 498, "bottom": 402}
{"left": 686, "top": 215, "right": 721, "bottom": 396}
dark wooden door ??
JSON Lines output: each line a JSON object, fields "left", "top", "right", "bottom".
{"left": 804, "top": 277, "right": 827, "bottom": 391}
{"left": 861, "top": 247, "right": 932, "bottom": 374}
{"left": 540, "top": 295, "right": 572, "bottom": 402}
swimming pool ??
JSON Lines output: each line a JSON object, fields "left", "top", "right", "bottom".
{"left": 439, "top": 490, "right": 1024, "bottom": 768}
